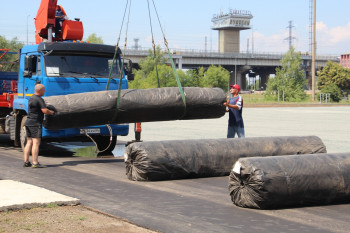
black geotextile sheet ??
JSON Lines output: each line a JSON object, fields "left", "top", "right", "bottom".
{"left": 228, "top": 153, "right": 350, "bottom": 209}
{"left": 124, "top": 136, "right": 327, "bottom": 181}
{"left": 43, "top": 87, "right": 226, "bottom": 130}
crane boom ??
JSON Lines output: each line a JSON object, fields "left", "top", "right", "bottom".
{"left": 34, "top": 0, "right": 84, "bottom": 44}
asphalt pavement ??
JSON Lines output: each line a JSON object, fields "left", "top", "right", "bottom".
{"left": 1, "top": 107, "right": 350, "bottom": 232}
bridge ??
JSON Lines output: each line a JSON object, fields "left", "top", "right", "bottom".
{"left": 124, "top": 48, "right": 339, "bottom": 90}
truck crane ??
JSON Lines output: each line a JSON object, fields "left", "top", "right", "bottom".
{"left": 0, "top": 0, "right": 138, "bottom": 154}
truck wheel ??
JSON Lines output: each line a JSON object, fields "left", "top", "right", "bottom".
{"left": 92, "top": 135, "right": 117, "bottom": 155}
{"left": 13, "top": 114, "right": 22, "bottom": 147}
{"left": 20, "top": 116, "right": 28, "bottom": 151}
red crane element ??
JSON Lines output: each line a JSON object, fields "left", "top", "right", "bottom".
{"left": 0, "top": 49, "right": 10, "bottom": 60}
{"left": 34, "top": 0, "right": 84, "bottom": 44}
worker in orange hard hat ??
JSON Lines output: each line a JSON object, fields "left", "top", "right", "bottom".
{"left": 55, "top": 5, "right": 68, "bottom": 39}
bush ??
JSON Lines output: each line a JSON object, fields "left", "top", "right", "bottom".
{"left": 319, "top": 83, "right": 342, "bottom": 102}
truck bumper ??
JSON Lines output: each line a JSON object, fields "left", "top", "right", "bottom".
{"left": 42, "top": 124, "right": 129, "bottom": 139}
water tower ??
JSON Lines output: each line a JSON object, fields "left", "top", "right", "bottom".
{"left": 211, "top": 9, "right": 253, "bottom": 53}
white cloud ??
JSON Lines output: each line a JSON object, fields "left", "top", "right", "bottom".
{"left": 239, "top": 22, "right": 350, "bottom": 55}
{"left": 317, "top": 21, "right": 350, "bottom": 44}
{"left": 241, "top": 31, "right": 290, "bottom": 53}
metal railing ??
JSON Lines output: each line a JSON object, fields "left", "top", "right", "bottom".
{"left": 320, "top": 93, "right": 331, "bottom": 103}
{"left": 123, "top": 47, "right": 339, "bottom": 61}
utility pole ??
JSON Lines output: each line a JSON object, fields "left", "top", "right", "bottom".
{"left": 309, "top": 0, "right": 313, "bottom": 54}
{"left": 312, "top": 0, "right": 316, "bottom": 101}
{"left": 252, "top": 28, "right": 254, "bottom": 54}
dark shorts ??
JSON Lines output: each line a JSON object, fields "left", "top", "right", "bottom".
{"left": 25, "top": 125, "right": 42, "bottom": 138}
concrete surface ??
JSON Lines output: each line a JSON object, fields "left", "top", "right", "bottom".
{"left": 0, "top": 180, "right": 79, "bottom": 211}
{"left": 1, "top": 106, "right": 350, "bottom": 232}
{"left": 120, "top": 106, "right": 350, "bottom": 153}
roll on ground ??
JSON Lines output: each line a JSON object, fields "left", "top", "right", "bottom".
{"left": 229, "top": 153, "right": 350, "bottom": 209}
{"left": 125, "top": 136, "right": 326, "bottom": 181}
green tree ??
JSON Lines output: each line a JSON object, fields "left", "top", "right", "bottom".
{"left": 0, "top": 36, "right": 24, "bottom": 72}
{"left": 183, "top": 67, "right": 205, "bottom": 87}
{"left": 86, "top": 33, "right": 104, "bottom": 44}
{"left": 129, "top": 47, "right": 169, "bottom": 89}
{"left": 264, "top": 47, "right": 306, "bottom": 101}
{"left": 202, "top": 65, "right": 230, "bottom": 91}
{"left": 129, "top": 47, "right": 229, "bottom": 90}
{"left": 317, "top": 61, "right": 350, "bottom": 91}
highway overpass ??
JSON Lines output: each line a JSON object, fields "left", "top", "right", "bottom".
{"left": 124, "top": 48, "right": 339, "bottom": 90}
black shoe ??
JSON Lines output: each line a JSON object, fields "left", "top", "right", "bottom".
{"left": 31, "top": 163, "right": 46, "bottom": 168}
{"left": 23, "top": 162, "right": 32, "bottom": 167}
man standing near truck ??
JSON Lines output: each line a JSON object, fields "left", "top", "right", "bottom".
{"left": 23, "top": 84, "right": 54, "bottom": 168}
{"left": 224, "top": 84, "right": 245, "bottom": 138}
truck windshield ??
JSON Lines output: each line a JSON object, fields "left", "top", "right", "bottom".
{"left": 44, "top": 54, "right": 122, "bottom": 78}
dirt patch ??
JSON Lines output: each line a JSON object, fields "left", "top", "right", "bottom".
{"left": 0, "top": 205, "right": 157, "bottom": 233}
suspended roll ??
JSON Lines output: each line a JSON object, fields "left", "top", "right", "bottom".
{"left": 43, "top": 87, "right": 226, "bottom": 130}
{"left": 229, "top": 153, "right": 350, "bottom": 209}
{"left": 125, "top": 136, "right": 326, "bottom": 181}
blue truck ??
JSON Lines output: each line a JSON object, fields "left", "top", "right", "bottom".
{"left": 0, "top": 42, "right": 134, "bottom": 153}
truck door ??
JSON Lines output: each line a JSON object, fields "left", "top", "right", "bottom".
{"left": 23, "top": 54, "right": 41, "bottom": 97}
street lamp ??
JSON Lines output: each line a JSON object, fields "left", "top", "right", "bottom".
{"left": 311, "top": 0, "right": 316, "bottom": 101}
{"left": 26, "top": 15, "right": 30, "bottom": 45}
{"left": 235, "top": 58, "right": 237, "bottom": 84}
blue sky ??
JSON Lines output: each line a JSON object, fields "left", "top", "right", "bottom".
{"left": 1, "top": 0, "right": 349, "bottom": 55}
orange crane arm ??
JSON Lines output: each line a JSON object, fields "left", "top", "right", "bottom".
{"left": 34, "top": 0, "right": 57, "bottom": 44}
{"left": 34, "top": 0, "right": 83, "bottom": 44}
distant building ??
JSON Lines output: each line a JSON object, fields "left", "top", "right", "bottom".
{"left": 340, "top": 53, "right": 350, "bottom": 68}
{"left": 211, "top": 9, "right": 253, "bottom": 53}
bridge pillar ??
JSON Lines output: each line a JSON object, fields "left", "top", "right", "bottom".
{"left": 251, "top": 67, "right": 276, "bottom": 90}
{"left": 170, "top": 55, "right": 183, "bottom": 69}
{"left": 229, "top": 66, "right": 250, "bottom": 90}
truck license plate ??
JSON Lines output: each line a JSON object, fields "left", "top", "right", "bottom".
{"left": 80, "top": 128, "right": 100, "bottom": 134}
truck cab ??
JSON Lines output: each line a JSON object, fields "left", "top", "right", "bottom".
{"left": 11, "top": 42, "right": 132, "bottom": 153}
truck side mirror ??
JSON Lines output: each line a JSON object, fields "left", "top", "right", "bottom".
{"left": 128, "top": 73, "right": 135, "bottom": 81}
{"left": 24, "top": 55, "right": 37, "bottom": 77}
{"left": 124, "top": 59, "right": 134, "bottom": 80}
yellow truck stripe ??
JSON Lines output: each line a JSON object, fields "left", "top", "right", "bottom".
{"left": 17, "top": 93, "right": 33, "bottom": 97}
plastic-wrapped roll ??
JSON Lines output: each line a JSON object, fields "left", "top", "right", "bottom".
{"left": 125, "top": 136, "right": 326, "bottom": 181}
{"left": 229, "top": 153, "right": 350, "bottom": 209}
{"left": 43, "top": 87, "right": 226, "bottom": 130}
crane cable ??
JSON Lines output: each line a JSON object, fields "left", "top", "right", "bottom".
{"left": 106, "top": 0, "right": 130, "bottom": 91}
{"left": 82, "top": 124, "right": 113, "bottom": 154}
{"left": 107, "top": 0, "right": 186, "bottom": 119}
{"left": 112, "top": 0, "right": 132, "bottom": 122}
{"left": 149, "top": 0, "right": 186, "bottom": 114}
{"left": 146, "top": 0, "right": 160, "bottom": 88}
{"left": 85, "top": 0, "right": 131, "bottom": 154}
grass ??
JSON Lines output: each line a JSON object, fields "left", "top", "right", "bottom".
{"left": 241, "top": 92, "right": 350, "bottom": 105}
{"left": 46, "top": 203, "right": 59, "bottom": 208}
{"left": 79, "top": 216, "right": 87, "bottom": 221}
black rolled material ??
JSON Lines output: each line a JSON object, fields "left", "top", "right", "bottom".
{"left": 125, "top": 136, "right": 326, "bottom": 181}
{"left": 228, "top": 153, "right": 350, "bottom": 209}
{"left": 43, "top": 87, "right": 226, "bottom": 130}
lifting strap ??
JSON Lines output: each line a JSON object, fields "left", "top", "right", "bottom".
{"left": 106, "top": 0, "right": 132, "bottom": 122}
{"left": 148, "top": 0, "right": 186, "bottom": 113}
